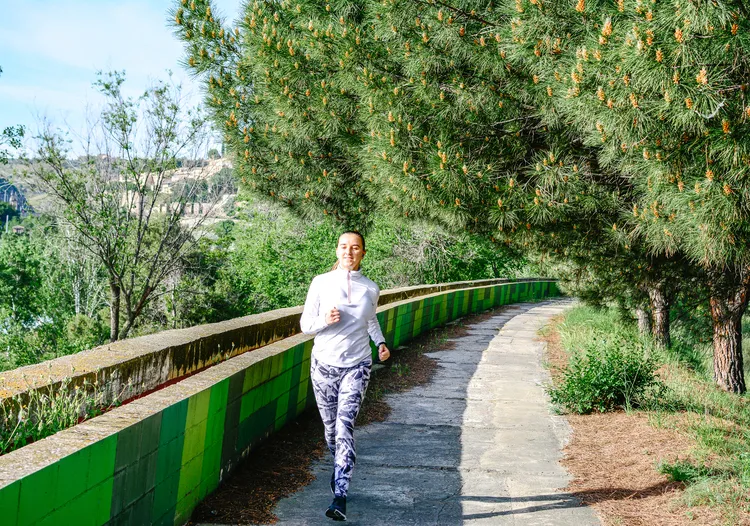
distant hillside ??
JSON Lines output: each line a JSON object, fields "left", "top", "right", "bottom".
{"left": 2, "top": 157, "right": 236, "bottom": 213}
{"left": 165, "top": 158, "right": 233, "bottom": 183}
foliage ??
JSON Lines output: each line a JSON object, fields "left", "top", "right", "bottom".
{"left": 504, "top": 0, "right": 750, "bottom": 392}
{"left": 555, "top": 304, "right": 750, "bottom": 522}
{"left": 169, "top": 0, "right": 667, "bottom": 344}
{"left": 363, "top": 217, "right": 522, "bottom": 287}
{"left": 548, "top": 307, "right": 662, "bottom": 413}
{"left": 0, "top": 217, "right": 109, "bottom": 370}
{"left": 171, "top": 0, "right": 646, "bottom": 257}
{"left": 0, "top": 187, "right": 523, "bottom": 369}
{"left": 171, "top": 0, "right": 544, "bottom": 234}
{"left": 0, "top": 203, "right": 18, "bottom": 223}
{"left": 172, "top": 0, "right": 750, "bottom": 393}
{"left": 658, "top": 459, "right": 714, "bottom": 484}
{"left": 167, "top": 199, "right": 525, "bottom": 324}
{"left": 507, "top": 0, "right": 750, "bottom": 269}
{"left": 0, "top": 126, "right": 24, "bottom": 165}
{"left": 0, "top": 375, "right": 121, "bottom": 455}
{"left": 22, "top": 71, "right": 218, "bottom": 342}
{"left": 0, "top": 229, "right": 42, "bottom": 326}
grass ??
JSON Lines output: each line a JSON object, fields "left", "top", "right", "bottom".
{"left": 392, "top": 362, "right": 411, "bottom": 377}
{"left": 555, "top": 305, "right": 750, "bottom": 524}
{"left": 0, "top": 368, "right": 128, "bottom": 455}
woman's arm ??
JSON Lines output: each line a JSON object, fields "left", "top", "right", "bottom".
{"left": 366, "top": 287, "right": 386, "bottom": 348}
{"left": 367, "top": 290, "right": 390, "bottom": 361}
{"left": 300, "top": 277, "right": 330, "bottom": 334}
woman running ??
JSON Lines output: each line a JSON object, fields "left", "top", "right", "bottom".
{"left": 300, "top": 231, "right": 390, "bottom": 521}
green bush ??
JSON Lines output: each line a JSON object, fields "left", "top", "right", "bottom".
{"left": 548, "top": 332, "right": 662, "bottom": 414}
{"left": 658, "top": 460, "right": 714, "bottom": 484}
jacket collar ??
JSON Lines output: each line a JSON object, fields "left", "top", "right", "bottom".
{"left": 335, "top": 266, "right": 362, "bottom": 277}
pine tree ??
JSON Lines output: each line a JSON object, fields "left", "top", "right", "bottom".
{"left": 505, "top": 0, "right": 750, "bottom": 392}
{"left": 173, "top": 1, "right": 735, "bottom": 387}
{"left": 173, "top": 0, "right": 550, "bottom": 232}
{"left": 335, "top": 0, "right": 690, "bottom": 346}
{"left": 174, "top": 0, "right": 379, "bottom": 226}
{"left": 173, "top": 0, "right": 684, "bottom": 323}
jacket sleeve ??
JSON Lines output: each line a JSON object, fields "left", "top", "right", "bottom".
{"left": 367, "top": 286, "right": 386, "bottom": 345}
{"left": 300, "top": 277, "right": 329, "bottom": 334}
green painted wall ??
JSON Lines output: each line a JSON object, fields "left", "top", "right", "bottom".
{"left": 0, "top": 280, "right": 558, "bottom": 526}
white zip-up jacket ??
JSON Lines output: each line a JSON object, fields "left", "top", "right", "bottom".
{"left": 300, "top": 267, "right": 386, "bottom": 367}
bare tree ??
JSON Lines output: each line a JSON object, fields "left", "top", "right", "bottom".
{"left": 53, "top": 226, "right": 108, "bottom": 319}
{"left": 22, "top": 71, "right": 219, "bottom": 341}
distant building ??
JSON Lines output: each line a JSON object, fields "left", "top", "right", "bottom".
{"left": 11, "top": 225, "right": 25, "bottom": 235}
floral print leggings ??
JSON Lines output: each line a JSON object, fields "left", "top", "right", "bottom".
{"left": 310, "top": 355, "right": 372, "bottom": 498}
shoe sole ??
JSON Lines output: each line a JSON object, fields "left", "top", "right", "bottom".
{"left": 325, "top": 507, "right": 346, "bottom": 521}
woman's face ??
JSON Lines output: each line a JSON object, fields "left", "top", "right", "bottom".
{"left": 336, "top": 233, "right": 365, "bottom": 271}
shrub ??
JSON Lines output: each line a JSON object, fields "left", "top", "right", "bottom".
{"left": 658, "top": 460, "right": 714, "bottom": 484}
{"left": 548, "top": 332, "right": 662, "bottom": 414}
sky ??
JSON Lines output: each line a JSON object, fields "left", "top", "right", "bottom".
{"left": 0, "top": 0, "right": 243, "bottom": 154}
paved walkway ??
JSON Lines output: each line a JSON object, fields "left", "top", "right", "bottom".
{"left": 271, "top": 299, "right": 599, "bottom": 525}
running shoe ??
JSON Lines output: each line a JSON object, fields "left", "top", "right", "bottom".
{"left": 325, "top": 496, "right": 347, "bottom": 521}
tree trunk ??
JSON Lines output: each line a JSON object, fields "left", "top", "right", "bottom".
{"left": 118, "top": 286, "right": 153, "bottom": 340}
{"left": 709, "top": 303, "right": 745, "bottom": 394}
{"left": 708, "top": 271, "right": 750, "bottom": 394}
{"left": 635, "top": 306, "right": 652, "bottom": 335}
{"left": 73, "top": 275, "right": 81, "bottom": 316}
{"left": 648, "top": 284, "right": 670, "bottom": 348}
{"left": 171, "top": 282, "right": 177, "bottom": 329}
{"left": 109, "top": 282, "right": 120, "bottom": 342}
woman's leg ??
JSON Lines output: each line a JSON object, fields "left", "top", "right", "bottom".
{"left": 310, "top": 356, "right": 342, "bottom": 458}
{"left": 332, "top": 360, "right": 372, "bottom": 497}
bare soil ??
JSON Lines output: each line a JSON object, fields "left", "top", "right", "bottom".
{"left": 543, "top": 315, "right": 722, "bottom": 526}
{"left": 188, "top": 307, "right": 499, "bottom": 525}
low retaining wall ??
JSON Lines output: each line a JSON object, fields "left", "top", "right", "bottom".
{"left": 0, "top": 278, "right": 531, "bottom": 415}
{"left": 0, "top": 280, "right": 558, "bottom": 526}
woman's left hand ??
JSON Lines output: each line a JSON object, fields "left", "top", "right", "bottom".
{"left": 378, "top": 344, "right": 390, "bottom": 362}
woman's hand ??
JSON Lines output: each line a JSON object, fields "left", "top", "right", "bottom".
{"left": 325, "top": 306, "right": 340, "bottom": 325}
{"left": 378, "top": 343, "right": 390, "bottom": 362}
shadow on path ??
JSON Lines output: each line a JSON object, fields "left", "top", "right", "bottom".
{"left": 455, "top": 479, "right": 680, "bottom": 521}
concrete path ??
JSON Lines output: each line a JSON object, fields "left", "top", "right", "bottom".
{"left": 271, "top": 299, "right": 600, "bottom": 525}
